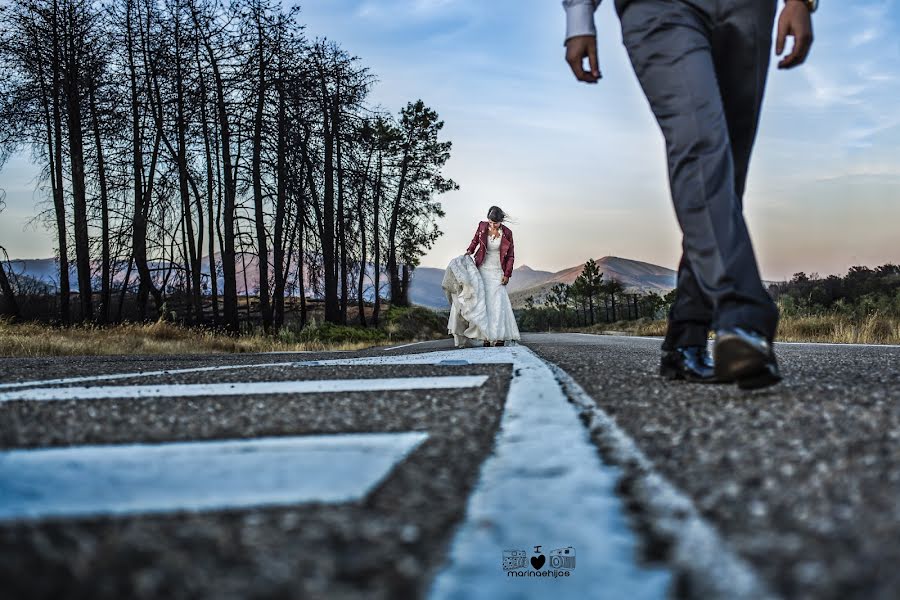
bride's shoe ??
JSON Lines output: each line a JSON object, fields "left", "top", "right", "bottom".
{"left": 483, "top": 340, "right": 491, "bottom": 347}
{"left": 494, "top": 340, "right": 505, "bottom": 347}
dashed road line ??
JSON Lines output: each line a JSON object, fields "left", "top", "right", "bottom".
{"left": 0, "top": 375, "right": 488, "bottom": 403}
{"left": 0, "top": 432, "right": 428, "bottom": 521}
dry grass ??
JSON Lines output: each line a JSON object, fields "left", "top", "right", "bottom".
{"left": 0, "top": 320, "right": 376, "bottom": 358}
{"left": 776, "top": 313, "right": 900, "bottom": 345}
{"left": 569, "top": 313, "right": 900, "bottom": 345}
{"left": 575, "top": 318, "right": 669, "bottom": 338}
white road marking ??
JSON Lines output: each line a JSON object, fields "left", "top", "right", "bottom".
{"left": 0, "top": 361, "right": 303, "bottom": 391}
{"left": 3, "top": 334, "right": 892, "bottom": 392}
{"left": 0, "top": 432, "right": 428, "bottom": 521}
{"left": 548, "top": 363, "right": 777, "bottom": 600}
{"left": 381, "top": 340, "right": 435, "bottom": 351}
{"left": 304, "top": 347, "right": 671, "bottom": 599}
{"left": 0, "top": 375, "right": 488, "bottom": 403}
{"left": 774, "top": 340, "right": 900, "bottom": 348}
{"left": 550, "top": 331, "right": 900, "bottom": 349}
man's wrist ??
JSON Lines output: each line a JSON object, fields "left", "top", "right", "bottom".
{"left": 786, "top": 0, "right": 818, "bottom": 13}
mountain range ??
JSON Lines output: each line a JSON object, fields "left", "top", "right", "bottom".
{"left": 4, "top": 254, "right": 677, "bottom": 311}
{"left": 410, "top": 256, "right": 677, "bottom": 309}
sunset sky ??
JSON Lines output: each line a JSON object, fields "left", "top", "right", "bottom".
{"left": 1, "top": 0, "right": 897, "bottom": 281}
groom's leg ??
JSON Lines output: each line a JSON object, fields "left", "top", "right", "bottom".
{"left": 617, "top": 0, "right": 779, "bottom": 342}
{"left": 662, "top": 255, "right": 712, "bottom": 351}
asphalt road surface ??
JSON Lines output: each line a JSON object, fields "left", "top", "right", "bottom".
{"left": 0, "top": 333, "right": 898, "bottom": 600}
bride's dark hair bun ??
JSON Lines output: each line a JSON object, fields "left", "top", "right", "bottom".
{"left": 487, "top": 206, "right": 506, "bottom": 223}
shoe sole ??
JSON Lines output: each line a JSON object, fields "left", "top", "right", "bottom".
{"left": 714, "top": 336, "right": 782, "bottom": 390}
{"left": 659, "top": 364, "right": 722, "bottom": 384}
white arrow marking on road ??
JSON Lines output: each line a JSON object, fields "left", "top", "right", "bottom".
{"left": 0, "top": 432, "right": 428, "bottom": 521}
{"left": 0, "top": 375, "right": 488, "bottom": 403}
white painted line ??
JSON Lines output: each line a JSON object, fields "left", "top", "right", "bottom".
{"left": 0, "top": 432, "right": 428, "bottom": 521}
{"left": 774, "top": 340, "right": 900, "bottom": 349}
{"left": 0, "top": 361, "right": 303, "bottom": 391}
{"left": 382, "top": 340, "right": 435, "bottom": 352}
{"left": 428, "top": 347, "right": 670, "bottom": 599}
{"left": 567, "top": 332, "right": 665, "bottom": 341}
{"left": 556, "top": 331, "right": 900, "bottom": 349}
{"left": 548, "top": 363, "right": 777, "bottom": 600}
{"left": 0, "top": 375, "right": 489, "bottom": 403}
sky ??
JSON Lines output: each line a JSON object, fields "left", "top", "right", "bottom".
{"left": 1, "top": 0, "right": 898, "bottom": 280}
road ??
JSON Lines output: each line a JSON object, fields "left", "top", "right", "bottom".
{"left": 1, "top": 333, "right": 898, "bottom": 599}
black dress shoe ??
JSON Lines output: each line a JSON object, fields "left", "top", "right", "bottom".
{"left": 660, "top": 346, "right": 718, "bottom": 383}
{"left": 714, "top": 327, "right": 782, "bottom": 390}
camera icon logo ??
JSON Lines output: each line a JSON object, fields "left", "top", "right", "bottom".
{"left": 549, "top": 547, "right": 576, "bottom": 570}
{"left": 502, "top": 549, "right": 528, "bottom": 571}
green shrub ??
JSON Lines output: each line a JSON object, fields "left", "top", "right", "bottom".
{"left": 383, "top": 306, "right": 447, "bottom": 341}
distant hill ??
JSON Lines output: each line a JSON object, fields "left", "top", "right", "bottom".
{"left": 408, "top": 267, "right": 448, "bottom": 309}
{"left": 507, "top": 256, "right": 676, "bottom": 308}
{"left": 408, "top": 256, "right": 677, "bottom": 310}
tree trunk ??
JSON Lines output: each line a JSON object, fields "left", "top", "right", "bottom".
{"left": 333, "top": 88, "right": 348, "bottom": 324}
{"left": 272, "top": 61, "right": 288, "bottom": 331}
{"left": 0, "top": 257, "right": 19, "bottom": 318}
{"left": 371, "top": 151, "right": 382, "bottom": 325}
{"left": 356, "top": 150, "right": 373, "bottom": 327}
{"left": 50, "top": 0, "right": 71, "bottom": 324}
{"left": 318, "top": 58, "right": 339, "bottom": 323}
{"left": 251, "top": 16, "right": 272, "bottom": 332}
{"left": 387, "top": 147, "right": 410, "bottom": 306}
{"left": 128, "top": 0, "right": 163, "bottom": 319}
{"left": 88, "top": 75, "right": 111, "bottom": 323}
{"left": 193, "top": 33, "right": 219, "bottom": 326}
{"left": 62, "top": 2, "right": 93, "bottom": 321}
{"left": 202, "top": 30, "right": 239, "bottom": 332}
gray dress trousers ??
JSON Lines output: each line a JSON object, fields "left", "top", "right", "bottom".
{"left": 615, "top": 0, "right": 780, "bottom": 348}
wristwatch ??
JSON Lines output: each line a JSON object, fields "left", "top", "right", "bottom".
{"left": 787, "top": 0, "right": 818, "bottom": 12}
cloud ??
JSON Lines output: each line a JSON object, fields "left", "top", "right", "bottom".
{"left": 355, "top": 0, "right": 478, "bottom": 25}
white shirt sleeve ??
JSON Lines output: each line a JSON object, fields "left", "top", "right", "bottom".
{"left": 562, "top": 0, "right": 601, "bottom": 42}
{"left": 563, "top": 0, "right": 600, "bottom": 40}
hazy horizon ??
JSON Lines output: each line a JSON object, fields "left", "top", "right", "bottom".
{"left": 1, "top": 0, "right": 898, "bottom": 281}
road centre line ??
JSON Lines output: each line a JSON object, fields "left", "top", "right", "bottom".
{"left": 0, "top": 432, "right": 428, "bottom": 521}
{"left": 0, "top": 375, "right": 489, "bottom": 403}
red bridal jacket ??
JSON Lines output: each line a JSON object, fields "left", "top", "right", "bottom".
{"left": 466, "top": 221, "right": 515, "bottom": 279}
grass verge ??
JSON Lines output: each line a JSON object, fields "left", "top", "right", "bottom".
{"left": 564, "top": 313, "right": 900, "bottom": 345}
{"left": 0, "top": 307, "right": 449, "bottom": 358}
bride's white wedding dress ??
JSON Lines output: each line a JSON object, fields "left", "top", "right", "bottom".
{"left": 475, "top": 235, "right": 520, "bottom": 342}
{"left": 443, "top": 234, "right": 520, "bottom": 345}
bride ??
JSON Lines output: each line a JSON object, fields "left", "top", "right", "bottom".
{"left": 463, "top": 206, "right": 521, "bottom": 346}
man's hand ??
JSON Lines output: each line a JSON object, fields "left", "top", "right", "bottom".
{"left": 565, "top": 35, "right": 601, "bottom": 83}
{"left": 776, "top": 0, "right": 814, "bottom": 69}
{"left": 501, "top": 276, "right": 509, "bottom": 286}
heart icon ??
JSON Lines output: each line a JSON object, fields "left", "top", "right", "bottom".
{"left": 530, "top": 555, "right": 546, "bottom": 570}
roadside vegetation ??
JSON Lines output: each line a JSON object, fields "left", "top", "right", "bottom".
{"left": 518, "top": 264, "right": 900, "bottom": 345}
{"left": 0, "top": 306, "right": 447, "bottom": 358}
